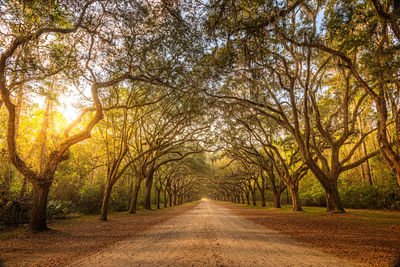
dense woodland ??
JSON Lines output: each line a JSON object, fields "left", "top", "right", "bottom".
{"left": 0, "top": 0, "right": 400, "bottom": 232}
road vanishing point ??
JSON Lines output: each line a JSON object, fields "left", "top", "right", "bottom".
{"left": 72, "top": 200, "right": 354, "bottom": 267}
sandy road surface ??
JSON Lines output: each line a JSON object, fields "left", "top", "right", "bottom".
{"left": 72, "top": 200, "right": 354, "bottom": 267}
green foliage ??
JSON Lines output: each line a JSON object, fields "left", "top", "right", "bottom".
{"left": 0, "top": 200, "right": 30, "bottom": 230}
{"left": 77, "top": 182, "right": 104, "bottom": 214}
{"left": 300, "top": 185, "right": 327, "bottom": 207}
{"left": 299, "top": 175, "right": 327, "bottom": 207}
{"left": 109, "top": 183, "right": 131, "bottom": 212}
{"left": 50, "top": 179, "right": 80, "bottom": 207}
{"left": 340, "top": 184, "right": 400, "bottom": 210}
{"left": 46, "top": 200, "right": 74, "bottom": 219}
{"left": 391, "top": 201, "right": 400, "bottom": 210}
{"left": 1, "top": 0, "right": 400, "bottom": 232}
{"left": 300, "top": 173, "right": 400, "bottom": 210}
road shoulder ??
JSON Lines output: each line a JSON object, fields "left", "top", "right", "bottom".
{"left": 217, "top": 201, "right": 400, "bottom": 267}
{"left": 0, "top": 202, "right": 199, "bottom": 267}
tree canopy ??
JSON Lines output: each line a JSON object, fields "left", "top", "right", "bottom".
{"left": 1, "top": 0, "right": 400, "bottom": 231}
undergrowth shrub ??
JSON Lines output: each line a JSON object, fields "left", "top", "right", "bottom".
{"left": 109, "top": 185, "right": 130, "bottom": 212}
{"left": 299, "top": 182, "right": 326, "bottom": 207}
{"left": 46, "top": 200, "right": 74, "bottom": 219}
{"left": 340, "top": 184, "right": 400, "bottom": 210}
{"left": 0, "top": 200, "right": 30, "bottom": 230}
{"left": 77, "top": 182, "right": 103, "bottom": 214}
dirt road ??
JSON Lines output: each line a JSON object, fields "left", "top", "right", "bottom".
{"left": 72, "top": 200, "right": 354, "bottom": 266}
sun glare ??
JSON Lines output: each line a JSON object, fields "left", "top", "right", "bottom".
{"left": 57, "top": 84, "right": 92, "bottom": 124}
{"left": 58, "top": 97, "right": 80, "bottom": 123}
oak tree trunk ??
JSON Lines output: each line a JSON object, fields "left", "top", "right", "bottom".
{"left": 157, "top": 189, "right": 161, "bottom": 209}
{"left": 128, "top": 181, "right": 141, "bottom": 214}
{"left": 249, "top": 183, "right": 257, "bottom": 206}
{"left": 260, "top": 189, "right": 266, "bottom": 207}
{"left": 325, "top": 182, "right": 345, "bottom": 213}
{"left": 100, "top": 182, "right": 113, "bottom": 221}
{"left": 169, "top": 190, "right": 173, "bottom": 206}
{"left": 143, "top": 170, "right": 155, "bottom": 210}
{"left": 261, "top": 179, "right": 266, "bottom": 207}
{"left": 358, "top": 116, "right": 373, "bottom": 185}
{"left": 273, "top": 190, "right": 282, "bottom": 209}
{"left": 289, "top": 184, "right": 302, "bottom": 212}
{"left": 164, "top": 189, "right": 168, "bottom": 208}
{"left": 396, "top": 170, "right": 400, "bottom": 195}
{"left": 173, "top": 192, "right": 177, "bottom": 206}
{"left": 18, "top": 177, "right": 27, "bottom": 200}
{"left": 307, "top": 162, "right": 346, "bottom": 213}
{"left": 30, "top": 182, "right": 51, "bottom": 231}
{"left": 251, "top": 191, "right": 256, "bottom": 206}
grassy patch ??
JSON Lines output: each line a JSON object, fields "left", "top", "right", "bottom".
{"left": 221, "top": 201, "right": 400, "bottom": 266}
{"left": 344, "top": 209, "right": 400, "bottom": 226}
{"left": 227, "top": 201, "right": 400, "bottom": 226}
{"left": 1, "top": 201, "right": 200, "bottom": 234}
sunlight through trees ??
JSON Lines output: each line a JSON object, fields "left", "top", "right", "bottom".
{"left": 1, "top": 0, "right": 399, "bottom": 233}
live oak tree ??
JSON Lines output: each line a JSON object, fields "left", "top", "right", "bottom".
{"left": 0, "top": 0, "right": 108, "bottom": 231}
{"left": 98, "top": 89, "right": 147, "bottom": 221}
{"left": 279, "top": 0, "right": 400, "bottom": 190}
{"left": 154, "top": 154, "right": 210, "bottom": 208}
{"left": 2, "top": 0, "right": 400, "bottom": 231}
{"left": 206, "top": 147, "right": 255, "bottom": 204}
{"left": 220, "top": 105, "right": 290, "bottom": 209}
{"left": 153, "top": 167, "right": 169, "bottom": 209}
{"left": 206, "top": 0, "right": 380, "bottom": 212}
{"left": 160, "top": 160, "right": 205, "bottom": 206}
{"left": 229, "top": 107, "right": 309, "bottom": 211}
{"left": 97, "top": 80, "right": 176, "bottom": 221}
{"left": 265, "top": 135, "right": 308, "bottom": 212}
{"left": 223, "top": 144, "right": 263, "bottom": 207}
{"left": 126, "top": 92, "right": 210, "bottom": 212}
{"left": 0, "top": 0, "right": 190, "bottom": 230}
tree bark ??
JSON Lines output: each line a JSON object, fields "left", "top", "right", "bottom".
{"left": 173, "top": 191, "right": 177, "bottom": 206}
{"left": 163, "top": 188, "right": 168, "bottom": 208}
{"left": 248, "top": 183, "right": 257, "bottom": 206}
{"left": 128, "top": 180, "right": 141, "bottom": 214}
{"left": 266, "top": 168, "right": 283, "bottom": 208}
{"left": 272, "top": 190, "right": 282, "bottom": 209}
{"left": 255, "top": 173, "right": 266, "bottom": 207}
{"left": 261, "top": 176, "right": 266, "bottom": 207}
{"left": 304, "top": 159, "right": 346, "bottom": 213}
{"left": 157, "top": 189, "right": 161, "bottom": 209}
{"left": 251, "top": 190, "right": 257, "bottom": 206}
{"left": 30, "top": 182, "right": 51, "bottom": 231}
{"left": 358, "top": 116, "right": 373, "bottom": 185}
{"left": 245, "top": 192, "right": 250, "bottom": 205}
{"left": 99, "top": 181, "right": 113, "bottom": 221}
{"left": 260, "top": 188, "right": 265, "bottom": 207}
{"left": 325, "top": 182, "right": 345, "bottom": 213}
{"left": 289, "top": 184, "right": 302, "bottom": 211}
{"left": 169, "top": 190, "right": 173, "bottom": 206}
{"left": 143, "top": 169, "right": 155, "bottom": 210}
{"left": 18, "top": 177, "right": 27, "bottom": 200}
